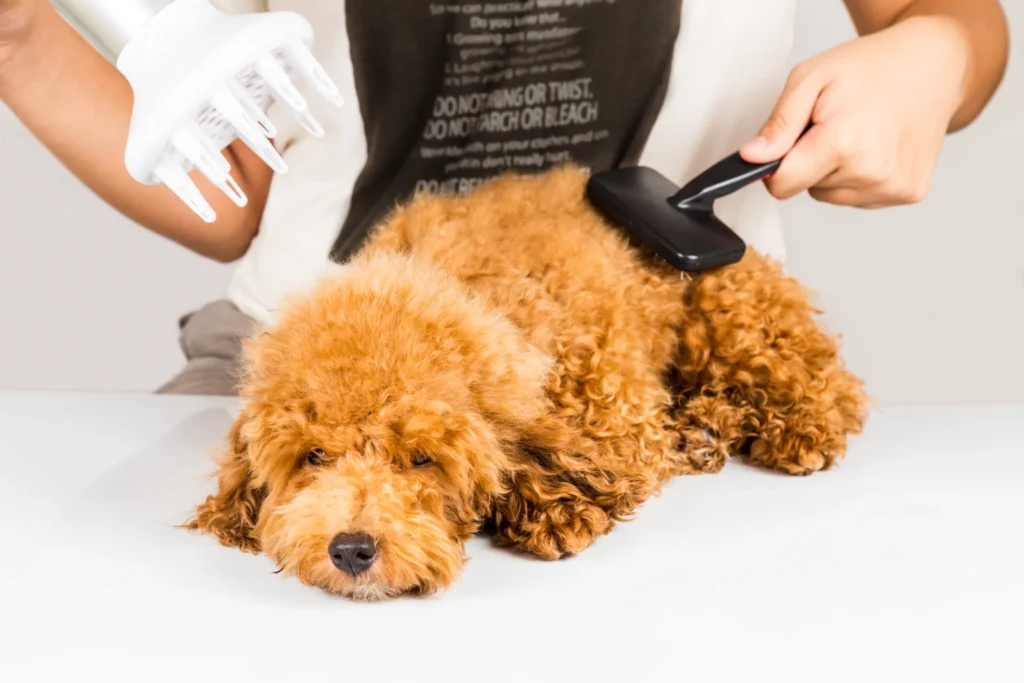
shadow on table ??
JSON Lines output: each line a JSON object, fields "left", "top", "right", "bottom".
{"left": 55, "top": 405, "right": 652, "bottom": 606}
{"left": 61, "top": 407, "right": 331, "bottom": 607}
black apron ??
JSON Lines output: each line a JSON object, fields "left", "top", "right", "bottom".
{"left": 332, "top": 0, "right": 682, "bottom": 262}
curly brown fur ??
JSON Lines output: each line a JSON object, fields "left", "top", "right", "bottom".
{"left": 673, "top": 251, "right": 869, "bottom": 476}
{"left": 187, "top": 165, "right": 868, "bottom": 600}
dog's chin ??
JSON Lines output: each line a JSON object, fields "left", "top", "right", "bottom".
{"left": 323, "top": 575, "right": 441, "bottom": 602}
{"left": 339, "top": 581, "right": 404, "bottom": 602}
{"left": 289, "top": 559, "right": 446, "bottom": 602}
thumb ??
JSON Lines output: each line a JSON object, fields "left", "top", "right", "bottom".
{"left": 741, "top": 66, "right": 824, "bottom": 163}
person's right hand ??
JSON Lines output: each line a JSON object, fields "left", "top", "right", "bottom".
{"left": 0, "top": 0, "right": 39, "bottom": 67}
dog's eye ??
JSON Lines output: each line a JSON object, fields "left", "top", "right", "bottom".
{"left": 306, "top": 448, "right": 327, "bottom": 466}
{"left": 411, "top": 452, "right": 431, "bottom": 468}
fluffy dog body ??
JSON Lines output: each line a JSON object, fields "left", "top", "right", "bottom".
{"left": 189, "top": 166, "right": 867, "bottom": 600}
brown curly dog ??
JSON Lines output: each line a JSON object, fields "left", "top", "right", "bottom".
{"left": 187, "top": 165, "right": 868, "bottom": 601}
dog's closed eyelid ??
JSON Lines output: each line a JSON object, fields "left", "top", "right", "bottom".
{"left": 397, "top": 452, "right": 434, "bottom": 471}
{"left": 304, "top": 448, "right": 328, "bottom": 467}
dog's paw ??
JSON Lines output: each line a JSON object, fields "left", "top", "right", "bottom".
{"left": 534, "top": 500, "right": 611, "bottom": 559}
{"left": 498, "top": 499, "right": 611, "bottom": 560}
{"left": 674, "top": 427, "right": 730, "bottom": 475}
{"left": 747, "top": 437, "right": 837, "bottom": 476}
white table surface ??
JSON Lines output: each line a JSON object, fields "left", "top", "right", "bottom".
{"left": 1, "top": 391, "right": 1021, "bottom": 682}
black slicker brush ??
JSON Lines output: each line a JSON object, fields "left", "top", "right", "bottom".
{"left": 587, "top": 129, "right": 806, "bottom": 272}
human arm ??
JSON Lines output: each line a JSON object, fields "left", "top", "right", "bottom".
{"left": 0, "top": 0, "right": 272, "bottom": 261}
{"left": 844, "top": 0, "right": 1009, "bottom": 131}
{"left": 739, "top": 0, "right": 1009, "bottom": 207}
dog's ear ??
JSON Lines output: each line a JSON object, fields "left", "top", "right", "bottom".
{"left": 186, "top": 412, "right": 266, "bottom": 552}
{"left": 512, "top": 414, "right": 597, "bottom": 490}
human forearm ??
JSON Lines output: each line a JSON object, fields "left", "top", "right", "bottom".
{"left": 845, "top": 0, "right": 1009, "bottom": 131}
{"left": 0, "top": 2, "right": 270, "bottom": 261}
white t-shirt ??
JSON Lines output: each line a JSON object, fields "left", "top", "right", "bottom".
{"left": 214, "top": 0, "right": 797, "bottom": 325}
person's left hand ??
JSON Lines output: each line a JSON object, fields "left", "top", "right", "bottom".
{"left": 740, "top": 15, "right": 971, "bottom": 208}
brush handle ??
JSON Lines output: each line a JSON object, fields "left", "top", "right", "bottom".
{"left": 669, "top": 124, "right": 812, "bottom": 210}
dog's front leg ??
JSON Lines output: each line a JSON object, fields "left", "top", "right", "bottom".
{"left": 490, "top": 430, "right": 657, "bottom": 559}
{"left": 491, "top": 465, "right": 614, "bottom": 559}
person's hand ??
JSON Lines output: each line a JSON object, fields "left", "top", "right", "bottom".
{"left": 0, "top": 0, "right": 39, "bottom": 67}
{"left": 740, "top": 15, "right": 971, "bottom": 208}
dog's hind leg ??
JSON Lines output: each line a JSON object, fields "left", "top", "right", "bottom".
{"left": 671, "top": 250, "right": 869, "bottom": 475}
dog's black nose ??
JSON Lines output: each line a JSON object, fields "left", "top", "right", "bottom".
{"left": 328, "top": 532, "right": 377, "bottom": 576}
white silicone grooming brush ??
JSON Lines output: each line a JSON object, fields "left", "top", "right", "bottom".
{"left": 55, "top": 0, "right": 343, "bottom": 222}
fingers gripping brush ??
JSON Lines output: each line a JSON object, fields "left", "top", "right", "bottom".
{"left": 587, "top": 129, "right": 807, "bottom": 273}
{"left": 50, "top": 0, "right": 343, "bottom": 222}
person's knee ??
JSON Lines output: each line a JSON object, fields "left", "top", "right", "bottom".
{"left": 159, "top": 298, "right": 253, "bottom": 396}
{"left": 157, "top": 357, "right": 239, "bottom": 396}
{"left": 178, "top": 300, "right": 254, "bottom": 361}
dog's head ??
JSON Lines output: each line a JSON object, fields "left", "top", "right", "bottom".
{"left": 188, "top": 252, "right": 557, "bottom": 600}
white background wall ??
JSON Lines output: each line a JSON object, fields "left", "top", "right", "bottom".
{"left": 1, "top": 1, "right": 1022, "bottom": 405}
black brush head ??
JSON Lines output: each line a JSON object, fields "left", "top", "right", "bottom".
{"left": 586, "top": 166, "right": 746, "bottom": 272}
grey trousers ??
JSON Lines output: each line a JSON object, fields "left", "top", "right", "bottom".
{"left": 156, "top": 300, "right": 255, "bottom": 396}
